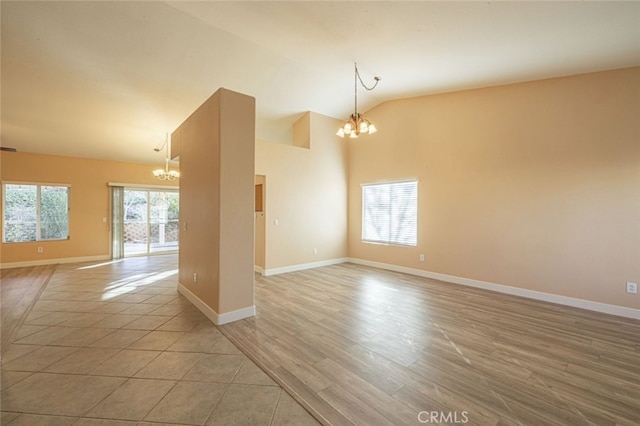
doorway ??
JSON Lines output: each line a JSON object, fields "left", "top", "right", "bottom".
{"left": 255, "top": 175, "right": 265, "bottom": 272}
{"left": 121, "top": 189, "right": 179, "bottom": 256}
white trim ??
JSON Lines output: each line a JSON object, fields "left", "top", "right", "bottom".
{"left": 360, "top": 177, "right": 418, "bottom": 187}
{"left": 348, "top": 258, "right": 640, "bottom": 320}
{"left": 0, "top": 255, "right": 110, "bottom": 269}
{"left": 107, "top": 182, "right": 179, "bottom": 190}
{"left": 263, "top": 258, "right": 349, "bottom": 277}
{"left": 254, "top": 265, "right": 265, "bottom": 275}
{"left": 177, "top": 283, "right": 219, "bottom": 323}
{"left": 218, "top": 306, "right": 256, "bottom": 325}
{"left": 178, "top": 282, "right": 255, "bottom": 325}
{"left": 2, "top": 181, "right": 71, "bottom": 187}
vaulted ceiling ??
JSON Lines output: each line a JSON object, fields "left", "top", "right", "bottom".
{"left": 2, "top": 1, "right": 639, "bottom": 164}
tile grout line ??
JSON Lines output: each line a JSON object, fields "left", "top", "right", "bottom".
{"left": 201, "top": 382, "right": 231, "bottom": 426}
{"left": 268, "top": 388, "right": 285, "bottom": 426}
{"left": 3, "top": 256, "right": 320, "bottom": 425}
{"left": 2, "top": 264, "right": 58, "bottom": 356}
{"left": 219, "top": 325, "right": 333, "bottom": 426}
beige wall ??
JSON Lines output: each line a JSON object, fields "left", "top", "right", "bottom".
{"left": 4, "top": 68, "right": 637, "bottom": 313}
{"left": 256, "top": 112, "right": 349, "bottom": 271}
{"left": 173, "top": 88, "right": 255, "bottom": 316}
{"left": 172, "top": 92, "right": 221, "bottom": 310}
{"left": 348, "top": 67, "right": 640, "bottom": 309}
{"left": 0, "top": 151, "right": 177, "bottom": 266}
{"left": 218, "top": 90, "right": 256, "bottom": 313}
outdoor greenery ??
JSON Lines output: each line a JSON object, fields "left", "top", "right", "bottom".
{"left": 124, "top": 190, "right": 148, "bottom": 222}
{"left": 123, "top": 191, "right": 179, "bottom": 222}
{"left": 122, "top": 190, "right": 179, "bottom": 248}
{"left": 3, "top": 184, "right": 69, "bottom": 242}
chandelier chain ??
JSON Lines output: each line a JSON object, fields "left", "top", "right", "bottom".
{"left": 353, "top": 63, "right": 380, "bottom": 117}
{"left": 152, "top": 133, "right": 180, "bottom": 180}
{"left": 355, "top": 64, "right": 381, "bottom": 91}
{"left": 336, "top": 63, "right": 380, "bottom": 139}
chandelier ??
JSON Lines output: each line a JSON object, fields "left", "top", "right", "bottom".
{"left": 153, "top": 133, "right": 180, "bottom": 181}
{"left": 336, "top": 63, "right": 381, "bottom": 138}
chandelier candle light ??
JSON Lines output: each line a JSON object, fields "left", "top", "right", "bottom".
{"left": 153, "top": 133, "right": 180, "bottom": 181}
{"left": 336, "top": 63, "right": 381, "bottom": 138}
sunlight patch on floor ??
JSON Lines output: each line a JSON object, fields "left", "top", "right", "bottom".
{"left": 101, "top": 269, "right": 178, "bottom": 301}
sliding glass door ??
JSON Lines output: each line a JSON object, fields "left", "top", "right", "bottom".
{"left": 121, "top": 189, "right": 179, "bottom": 256}
{"left": 123, "top": 190, "right": 148, "bottom": 256}
{"left": 149, "top": 191, "right": 179, "bottom": 254}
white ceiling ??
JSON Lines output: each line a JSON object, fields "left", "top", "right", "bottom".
{"left": 2, "top": 1, "right": 639, "bottom": 164}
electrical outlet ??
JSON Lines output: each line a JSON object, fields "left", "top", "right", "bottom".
{"left": 419, "top": 254, "right": 425, "bottom": 262}
{"left": 313, "top": 248, "right": 318, "bottom": 255}
{"left": 193, "top": 273, "right": 198, "bottom": 283}
{"left": 627, "top": 282, "right": 637, "bottom": 294}
{"left": 37, "top": 247, "right": 43, "bottom": 253}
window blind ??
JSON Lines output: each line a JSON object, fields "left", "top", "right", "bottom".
{"left": 361, "top": 180, "right": 417, "bottom": 247}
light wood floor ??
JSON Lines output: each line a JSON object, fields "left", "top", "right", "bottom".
{"left": 221, "top": 263, "right": 640, "bottom": 426}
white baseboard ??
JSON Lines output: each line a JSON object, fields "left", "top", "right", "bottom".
{"left": 178, "top": 282, "right": 255, "bottom": 325}
{"left": 0, "top": 255, "right": 111, "bottom": 270}
{"left": 263, "top": 257, "right": 349, "bottom": 276}
{"left": 218, "top": 305, "right": 257, "bottom": 325}
{"left": 348, "top": 258, "right": 640, "bottom": 320}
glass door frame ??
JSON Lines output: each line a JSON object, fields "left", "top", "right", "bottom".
{"left": 109, "top": 183, "right": 179, "bottom": 258}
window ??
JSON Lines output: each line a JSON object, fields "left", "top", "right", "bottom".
{"left": 3, "top": 183, "right": 69, "bottom": 243}
{"left": 362, "top": 180, "right": 417, "bottom": 246}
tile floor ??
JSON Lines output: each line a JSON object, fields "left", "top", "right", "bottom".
{"left": 1, "top": 255, "right": 319, "bottom": 425}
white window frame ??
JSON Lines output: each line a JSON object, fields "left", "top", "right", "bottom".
{"left": 361, "top": 179, "right": 418, "bottom": 247}
{"left": 2, "top": 182, "right": 70, "bottom": 243}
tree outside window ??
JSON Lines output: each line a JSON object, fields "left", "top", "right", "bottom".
{"left": 3, "top": 184, "right": 69, "bottom": 243}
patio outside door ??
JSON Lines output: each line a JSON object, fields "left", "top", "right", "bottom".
{"left": 123, "top": 189, "right": 179, "bottom": 256}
